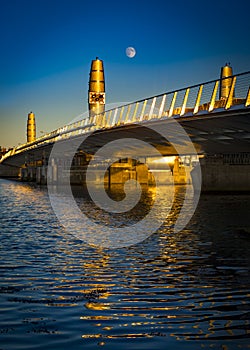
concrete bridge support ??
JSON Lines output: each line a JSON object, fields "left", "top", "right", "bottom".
{"left": 36, "top": 166, "right": 47, "bottom": 185}
{"left": 47, "top": 158, "right": 58, "bottom": 185}
{"left": 20, "top": 166, "right": 36, "bottom": 182}
{"left": 73, "top": 158, "right": 189, "bottom": 187}
{"left": 20, "top": 163, "right": 47, "bottom": 184}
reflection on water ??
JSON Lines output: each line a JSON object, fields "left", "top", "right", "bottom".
{"left": 0, "top": 179, "right": 249, "bottom": 350}
{"left": 72, "top": 184, "right": 158, "bottom": 226}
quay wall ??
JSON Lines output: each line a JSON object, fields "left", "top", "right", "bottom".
{"left": 198, "top": 154, "right": 250, "bottom": 192}
{"left": 0, "top": 164, "right": 20, "bottom": 178}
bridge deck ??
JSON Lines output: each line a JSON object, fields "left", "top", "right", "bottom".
{"left": 1, "top": 71, "right": 250, "bottom": 167}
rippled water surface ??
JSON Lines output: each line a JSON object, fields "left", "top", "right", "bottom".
{"left": 0, "top": 179, "right": 249, "bottom": 350}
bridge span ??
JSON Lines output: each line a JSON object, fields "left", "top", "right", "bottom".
{"left": 1, "top": 69, "right": 250, "bottom": 191}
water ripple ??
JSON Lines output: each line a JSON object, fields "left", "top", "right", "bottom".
{"left": 0, "top": 179, "right": 249, "bottom": 349}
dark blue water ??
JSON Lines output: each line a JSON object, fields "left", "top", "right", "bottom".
{"left": 0, "top": 178, "right": 249, "bottom": 350}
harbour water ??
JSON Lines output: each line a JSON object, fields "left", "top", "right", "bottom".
{"left": 0, "top": 178, "right": 249, "bottom": 349}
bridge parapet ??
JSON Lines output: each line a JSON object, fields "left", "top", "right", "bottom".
{"left": 1, "top": 71, "right": 249, "bottom": 163}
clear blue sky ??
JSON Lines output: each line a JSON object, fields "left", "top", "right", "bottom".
{"left": 0, "top": 0, "right": 249, "bottom": 148}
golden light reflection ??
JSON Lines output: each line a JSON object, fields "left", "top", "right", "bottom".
{"left": 80, "top": 315, "right": 114, "bottom": 321}
{"left": 81, "top": 333, "right": 158, "bottom": 339}
{"left": 82, "top": 248, "right": 111, "bottom": 271}
{"left": 84, "top": 302, "right": 111, "bottom": 310}
{"left": 82, "top": 334, "right": 102, "bottom": 339}
{"left": 106, "top": 333, "right": 154, "bottom": 339}
{"left": 151, "top": 156, "right": 176, "bottom": 165}
{"left": 102, "top": 326, "right": 112, "bottom": 331}
{"left": 225, "top": 320, "right": 234, "bottom": 336}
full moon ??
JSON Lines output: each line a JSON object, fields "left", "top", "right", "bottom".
{"left": 126, "top": 46, "right": 136, "bottom": 58}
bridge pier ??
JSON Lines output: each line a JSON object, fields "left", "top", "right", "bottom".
{"left": 79, "top": 157, "right": 190, "bottom": 187}
{"left": 36, "top": 165, "right": 47, "bottom": 185}
{"left": 20, "top": 162, "right": 47, "bottom": 184}
{"left": 20, "top": 165, "right": 36, "bottom": 182}
{"left": 70, "top": 159, "right": 150, "bottom": 187}
{"left": 47, "top": 158, "right": 58, "bottom": 185}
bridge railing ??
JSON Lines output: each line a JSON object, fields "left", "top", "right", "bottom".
{"left": 1, "top": 71, "right": 250, "bottom": 162}
{"left": 94, "top": 70, "right": 249, "bottom": 128}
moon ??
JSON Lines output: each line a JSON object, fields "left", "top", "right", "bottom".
{"left": 126, "top": 47, "right": 136, "bottom": 58}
